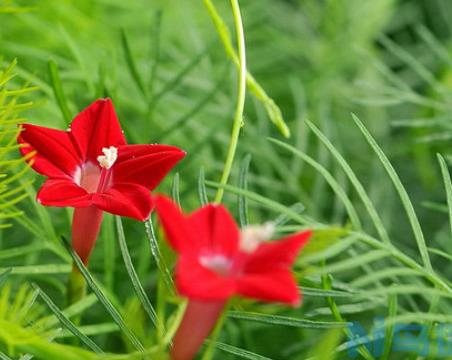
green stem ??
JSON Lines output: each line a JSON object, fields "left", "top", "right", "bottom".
{"left": 66, "top": 263, "right": 87, "bottom": 311}
{"left": 214, "top": 0, "right": 247, "bottom": 204}
{"left": 203, "top": 0, "right": 290, "bottom": 137}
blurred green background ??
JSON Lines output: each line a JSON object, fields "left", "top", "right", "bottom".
{"left": 1, "top": 0, "right": 452, "bottom": 359}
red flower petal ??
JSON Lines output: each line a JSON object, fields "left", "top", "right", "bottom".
{"left": 236, "top": 268, "right": 301, "bottom": 306}
{"left": 154, "top": 195, "right": 195, "bottom": 253}
{"left": 69, "top": 99, "right": 126, "bottom": 163}
{"left": 18, "top": 124, "right": 81, "bottom": 178}
{"left": 37, "top": 179, "right": 91, "bottom": 207}
{"left": 92, "top": 182, "right": 152, "bottom": 221}
{"left": 114, "top": 144, "right": 185, "bottom": 190}
{"left": 187, "top": 204, "right": 239, "bottom": 256}
{"left": 176, "top": 255, "right": 236, "bottom": 301}
{"left": 244, "top": 230, "right": 311, "bottom": 272}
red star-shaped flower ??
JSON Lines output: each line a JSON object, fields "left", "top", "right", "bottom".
{"left": 155, "top": 195, "right": 311, "bottom": 360}
{"left": 19, "top": 98, "right": 185, "bottom": 220}
{"left": 18, "top": 99, "right": 185, "bottom": 264}
{"left": 155, "top": 195, "right": 311, "bottom": 305}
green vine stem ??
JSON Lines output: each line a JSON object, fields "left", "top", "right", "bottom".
{"left": 214, "top": 0, "right": 247, "bottom": 204}
{"left": 203, "top": 0, "right": 290, "bottom": 137}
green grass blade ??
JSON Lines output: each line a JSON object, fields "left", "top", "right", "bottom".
{"left": 381, "top": 294, "right": 397, "bottom": 360}
{"left": 152, "top": 44, "right": 212, "bottom": 104}
{"left": 301, "top": 287, "right": 361, "bottom": 299}
{"left": 47, "top": 60, "right": 72, "bottom": 125}
{"left": 144, "top": 218, "right": 174, "bottom": 291}
{"left": 351, "top": 114, "right": 432, "bottom": 272}
{"left": 227, "top": 311, "right": 349, "bottom": 329}
{"left": 197, "top": 167, "right": 209, "bottom": 206}
{"left": 115, "top": 216, "right": 161, "bottom": 331}
{"left": 65, "top": 237, "right": 145, "bottom": 352}
{"left": 55, "top": 323, "right": 117, "bottom": 339}
{"left": 350, "top": 267, "right": 421, "bottom": 288}
{"left": 238, "top": 154, "right": 251, "bottom": 227}
{"left": 209, "top": 341, "right": 273, "bottom": 360}
{"left": 305, "top": 119, "right": 390, "bottom": 244}
{"left": 0, "top": 264, "right": 70, "bottom": 275}
{"left": 0, "top": 243, "right": 47, "bottom": 260}
{"left": 33, "top": 284, "right": 103, "bottom": 354}
{"left": 159, "top": 69, "right": 227, "bottom": 140}
{"left": 0, "top": 352, "right": 12, "bottom": 360}
{"left": 437, "top": 153, "right": 452, "bottom": 238}
{"left": 102, "top": 215, "right": 116, "bottom": 292}
{"left": 206, "top": 181, "right": 310, "bottom": 225}
{"left": 171, "top": 172, "right": 181, "bottom": 207}
{"left": 428, "top": 247, "right": 452, "bottom": 262}
{"left": 120, "top": 29, "right": 146, "bottom": 97}
{"left": 322, "top": 274, "right": 375, "bottom": 360}
{"left": 148, "top": 10, "right": 162, "bottom": 102}
{"left": 0, "top": 268, "right": 11, "bottom": 287}
{"left": 308, "top": 329, "right": 342, "bottom": 360}
{"left": 312, "top": 250, "right": 390, "bottom": 276}
{"left": 269, "top": 137, "right": 362, "bottom": 230}
{"left": 40, "top": 294, "right": 98, "bottom": 329}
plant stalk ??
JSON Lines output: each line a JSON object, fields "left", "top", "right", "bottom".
{"left": 214, "top": 0, "right": 247, "bottom": 204}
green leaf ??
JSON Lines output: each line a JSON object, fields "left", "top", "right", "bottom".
{"left": 115, "top": 216, "right": 162, "bottom": 331}
{"left": 64, "top": 237, "right": 145, "bottom": 352}
{"left": 171, "top": 173, "right": 181, "bottom": 207}
{"left": 381, "top": 294, "right": 397, "bottom": 360}
{"left": 208, "top": 341, "right": 273, "bottom": 360}
{"left": 305, "top": 119, "right": 390, "bottom": 244}
{"left": 0, "top": 269, "right": 11, "bottom": 287}
{"left": 238, "top": 154, "right": 252, "bottom": 227}
{"left": 227, "top": 311, "right": 349, "bottom": 329}
{"left": 205, "top": 181, "right": 310, "bottom": 225}
{"left": 269, "top": 137, "right": 362, "bottom": 230}
{"left": 33, "top": 284, "right": 103, "bottom": 353}
{"left": 437, "top": 153, "right": 452, "bottom": 238}
{"left": 308, "top": 328, "right": 342, "bottom": 360}
{"left": 120, "top": 29, "right": 146, "bottom": 97}
{"left": 351, "top": 114, "right": 432, "bottom": 272}
{"left": 0, "top": 264, "right": 71, "bottom": 275}
{"left": 47, "top": 59, "right": 72, "bottom": 125}
{"left": 144, "top": 218, "right": 174, "bottom": 291}
{"left": 300, "top": 227, "right": 349, "bottom": 261}
{"left": 197, "top": 167, "right": 209, "bottom": 206}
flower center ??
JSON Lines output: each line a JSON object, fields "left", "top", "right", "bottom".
{"left": 74, "top": 162, "right": 102, "bottom": 193}
{"left": 73, "top": 147, "right": 118, "bottom": 193}
{"left": 97, "top": 146, "right": 118, "bottom": 169}
{"left": 199, "top": 254, "right": 232, "bottom": 276}
{"left": 239, "top": 222, "right": 275, "bottom": 253}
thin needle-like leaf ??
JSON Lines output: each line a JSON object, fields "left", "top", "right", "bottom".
{"left": 33, "top": 284, "right": 103, "bottom": 354}
{"left": 305, "top": 119, "right": 390, "bottom": 244}
{"left": 64, "top": 237, "right": 145, "bottom": 352}
{"left": 351, "top": 114, "right": 432, "bottom": 272}
{"left": 437, "top": 153, "right": 452, "bottom": 238}
{"left": 115, "top": 216, "right": 162, "bottom": 331}
{"left": 198, "top": 167, "right": 209, "bottom": 206}
{"left": 47, "top": 60, "right": 72, "bottom": 125}
{"left": 238, "top": 154, "right": 251, "bottom": 227}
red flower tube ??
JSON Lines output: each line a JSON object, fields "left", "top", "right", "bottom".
{"left": 154, "top": 195, "right": 311, "bottom": 360}
{"left": 18, "top": 99, "right": 185, "bottom": 265}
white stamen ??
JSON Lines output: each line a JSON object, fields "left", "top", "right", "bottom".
{"left": 240, "top": 221, "right": 275, "bottom": 253}
{"left": 97, "top": 146, "right": 118, "bottom": 169}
